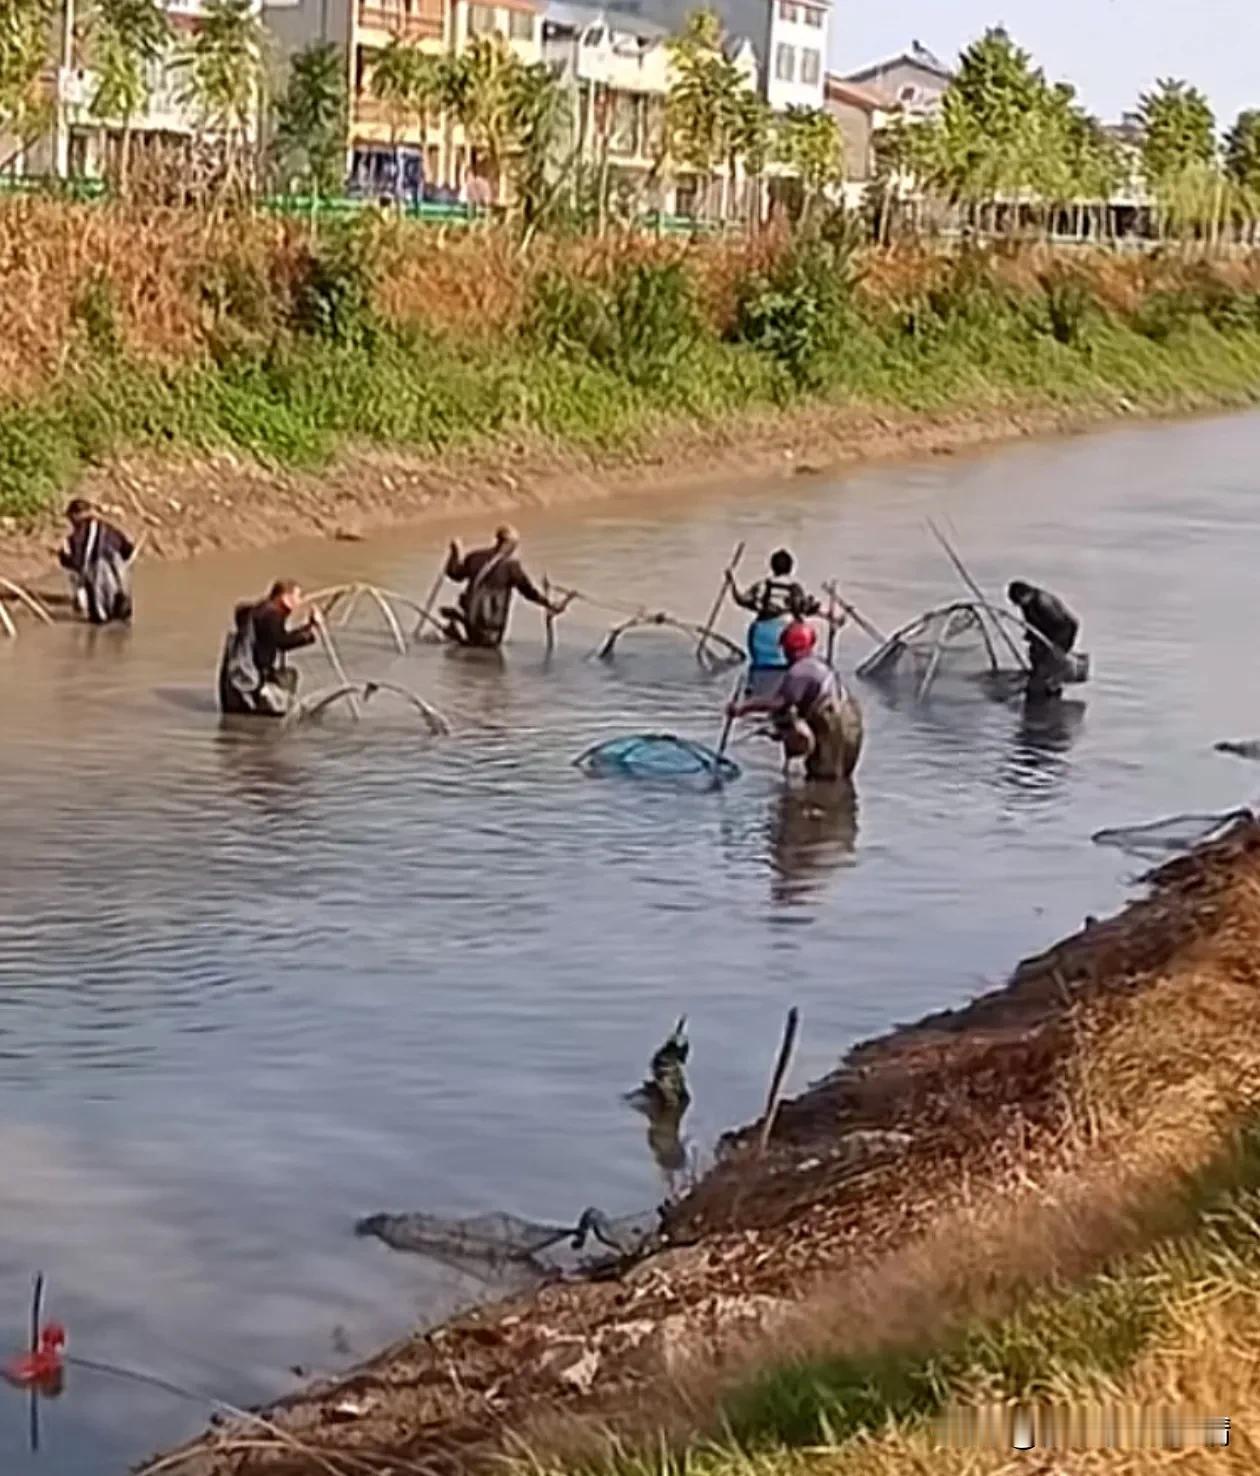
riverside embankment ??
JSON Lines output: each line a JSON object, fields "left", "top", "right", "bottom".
{"left": 139, "top": 814, "right": 1260, "bottom": 1475}
{"left": 4, "top": 209, "right": 1260, "bottom": 587}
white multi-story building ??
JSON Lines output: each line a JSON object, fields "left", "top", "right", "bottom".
{"left": 608, "top": 0, "right": 829, "bottom": 113}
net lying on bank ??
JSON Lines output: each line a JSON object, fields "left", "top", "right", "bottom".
{"left": 574, "top": 734, "right": 740, "bottom": 782}
{"left": 1092, "top": 808, "right": 1255, "bottom": 858}
{"left": 355, "top": 1206, "right": 661, "bottom": 1286}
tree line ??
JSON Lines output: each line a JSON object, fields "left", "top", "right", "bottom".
{"left": 870, "top": 28, "right": 1260, "bottom": 243}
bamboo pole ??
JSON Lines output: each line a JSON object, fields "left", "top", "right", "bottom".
{"left": 415, "top": 560, "right": 446, "bottom": 641}
{"left": 314, "top": 618, "right": 360, "bottom": 719}
{"left": 364, "top": 586, "right": 408, "bottom": 655}
{"left": 0, "top": 578, "right": 53, "bottom": 623}
{"left": 757, "top": 1008, "right": 800, "bottom": 1156}
{"left": 927, "top": 520, "right": 1027, "bottom": 672}
{"left": 696, "top": 541, "right": 745, "bottom": 665}
{"left": 0, "top": 600, "right": 16, "bottom": 638}
{"left": 543, "top": 574, "right": 556, "bottom": 656}
{"left": 825, "top": 585, "right": 839, "bottom": 666}
{"left": 713, "top": 663, "right": 749, "bottom": 770}
{"left": 823, "top": 581, "right": 886, "bottom": 646}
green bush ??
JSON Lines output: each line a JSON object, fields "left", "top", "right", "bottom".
{"left": 733, "top": 238, "right": 857, "bottom": 389}
{"left": 289, "top": 218, "right": 380, "bottom": 347}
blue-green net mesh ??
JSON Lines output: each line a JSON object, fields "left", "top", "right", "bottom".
{"left": 574, "top": 734, "right": 740, "bottom": 781}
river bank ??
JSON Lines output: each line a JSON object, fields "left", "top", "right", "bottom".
{"left": 139, "top": 815, "right": 1260, "bottom": 1475}
{"left": 2, "top": 383, "right": 1255, "bottom": 595}
{"left": 4, "top": 214, "right": 1260, "bottom": 591}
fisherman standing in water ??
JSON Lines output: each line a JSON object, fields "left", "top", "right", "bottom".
{"left": 218, "top": 580, "right": 322, "bottom": 717}
{"left": 58, "top": 498, "right": 135, "bottom": 625}
{"left": 730, "top": 549, "right": 820, "bottom": 676}
{"left": 440, "top": 525, "right": 564, "bottom": 648}
{"left": 1008, "top": 580, "right": 1079, "bottom": 701}
{"left": 727, "top": 620, "right": 863, "bottom": 781}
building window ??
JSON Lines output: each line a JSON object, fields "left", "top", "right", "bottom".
{"left": 801, "top": 47, "right": 820, "bottom": 84}
{"left": 802, "top": 5, "right": 822, "bottom": 24}
{"left": 774, "top": 43, "right": 794, "bottom": 81}
{"left": 508, "top": 7, "right": 533, "bottom": 39}
{"left": 469, "top": 3, "right": 497, "bottom": 33}
{"left": 778, "top": 0, "right": 799, "bottom": 19}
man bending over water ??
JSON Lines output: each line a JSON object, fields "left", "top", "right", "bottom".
{"left": 441, "top": 525, "right": 564, "bottom": 648}
{"left": 728, "top": 620, "right": 862, "bottom": 781}
{"left": 58, "top": 498, "right": 135, "bottom": 625}
{"left": 218, "top": 580, "right": 322, "bottom": 717}
{"left": 1008, "top": 580, "right": 1079, "bottom": 701}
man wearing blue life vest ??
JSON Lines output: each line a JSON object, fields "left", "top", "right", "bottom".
{"left": 730, "top": 549, "right": 820, "bottom": 673}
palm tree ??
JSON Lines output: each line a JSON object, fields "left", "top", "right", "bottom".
{"left": 443, "top": 35, "right": 521, "bottom": 205}
{"left": 272, "top": 41, "right": 347, "bottom": 199}
{"left": 0, "top": 0, "right": 55, "bottom": 172}
{"left": 174, "top": 0, "right": 267, "bottom": 201}
{"left": 730, "top": 89, "right": 771, "bottom": 227}
{"left": 84, "top": 0, "right": 171, "bottom": 192}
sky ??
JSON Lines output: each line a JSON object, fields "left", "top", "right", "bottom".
{"left": 829, "top": 0, "right": 1258, "bottom": 129}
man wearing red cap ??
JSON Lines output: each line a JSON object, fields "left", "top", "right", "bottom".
{"left": 728, "top": 619, "right": 863, "bottom": 781}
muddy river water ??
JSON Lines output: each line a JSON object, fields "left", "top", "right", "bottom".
{"left": 2, "top": 411, "right": 1260, "bottom": 1471}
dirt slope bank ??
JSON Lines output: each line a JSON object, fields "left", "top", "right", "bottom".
{"left": 138, "top": 816, "right": 1260, "bottom": 1476}
{"left": 0, "top": 393, "right": 1180, "bottom": 592}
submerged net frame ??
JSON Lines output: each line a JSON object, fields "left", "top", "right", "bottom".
{"left": 595, "top": 609, "right": 745, "bottom": 671}
{"left": 306, "top": 582, "right": 449, "bottom": 652}
{"left": 1092, "top": 808, "right": 1254, "bottom": 858}
{"left": 0, "top": 577, "right": 54, "bottom": 639}
{"left": 291, "top": 679, "right": 452, "bottom": 734}
{"left": 855, "top": 598, "right": 1086, "bottom": 700}
{"left": 574, "top": 733, "right": 740, "bottom": 782}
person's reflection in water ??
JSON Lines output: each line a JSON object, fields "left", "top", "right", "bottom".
{"left": 768, "top": 783, "right": 858, "bottom": 906}
{"left": 999, "top": 697, "right": 1087, "bottom": 805}
{"left": 214, "top": 721, "right": 314, "bottom": 824}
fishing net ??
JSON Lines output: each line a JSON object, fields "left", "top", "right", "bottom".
{"left": 857, "top": 602, "right": 1012, "bottom": 696}
{"left": 1091, "top": 808, "right": 1254, "bottom": 858}
{"left": 355, "top": 1207, "right": 660, "bottom": 1287}
{"left": 574, "top": 734, "right": 740, "bottom": 782}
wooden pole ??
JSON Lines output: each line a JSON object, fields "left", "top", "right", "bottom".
{"left": 713, "top": 663, "right": 748, "bottom": 768}
{"left": 415, "top": 560, "right": 446, "bottom": 641}
{"left": 825, "top": 585, "right": 838, "bottom": 666}
{"left": 926, "top": 520, "right": 1027, "bottom": 672}
{"left": 757, "top": 1008, "right": 800, "bottom": 1156}
{"left": 823, "top": 581, "right": 885, "bottom": 646}
{"left": 543, "top": 574, "right": 556, "bottom": 657}
{"left": 696, "top": 540, "right": 745, "bottom": 665}
{"left": 315, "top": 618, "right": 361, "bottom": 719}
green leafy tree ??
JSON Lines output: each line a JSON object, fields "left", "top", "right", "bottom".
{"left": 0, "top": 0, "right": 55, "bottom": 168}
{"left": 369, "top": 36, "right": 442, "bottom": 174}
{"left": 936, "top": 27, "right": 1047, "bottom": 229}
{"left": 776, "top": 105, "right": 843, "bottom": 217}
{"left": 273, "top": 41, "right": 347, "bottom": 197}
{"left": 665, "top": 8, "right": 746, "bottom": 220}
{"left": 1224, "top": 108, "right": 1260, "bottom": 234}
{"left": 1138, "top": 77, "right": 1216, "bottom": 237}
{"left": 729, "top": 88, "right": 771, "bottom": 224}
{"left": 174, "top": 0, "right": 267, "bottom": 198}
{"left": 84, "top": 0, "right": 171, "bottom": 190}
{"left": 443, "top": 34, "right": 520, "bottom": 202}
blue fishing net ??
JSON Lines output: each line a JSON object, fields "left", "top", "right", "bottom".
{"left": 574, "top": 734, "right": 740, "bottom": 782}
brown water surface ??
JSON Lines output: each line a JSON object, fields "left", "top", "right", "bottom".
{"left": 2, "top": 411, "right": 1259, "bottom": 1471}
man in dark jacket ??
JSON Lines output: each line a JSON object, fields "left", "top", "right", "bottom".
{"left": 440, "top": 525, "right": 563, "bottom": 648}
{"left": 218, "top": 580, "right": 321, "bottom": 717}
{"left": 58, "top": 498, "right": 135, "bottom": 624}
{"left": 1008, "top": 580, "right": 1080, "bottom": 700}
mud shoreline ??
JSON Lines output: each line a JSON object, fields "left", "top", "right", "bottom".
{"left": 0, "top": 388, "right": 1229, "bottom": 593}
{"left": 137, "top": 815, "right": 1260, "bottom": 1476}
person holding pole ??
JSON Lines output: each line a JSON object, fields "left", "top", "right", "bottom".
{"left": 731, "top": 549, "right": 821, "bottom": 679}
{"left": 218, "top": 580, "right": 321, "bottom": 717}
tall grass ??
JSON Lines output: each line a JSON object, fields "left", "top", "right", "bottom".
{"left": 3, "top": 204, "right": 1260, "bottom": 519}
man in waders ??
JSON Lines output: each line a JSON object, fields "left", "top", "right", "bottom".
{"left": 440, "top": 525, "right": 564, "bottom": 648}
{"left": 1008, "top": 580, "right": 1079, "bottom": 701}
{"left": 727, "top": 620, "right": 863, "bottom": 781}
{"left": 730, "top": 549, "right": 820, "bottom": 673}
{"left": 218, "top": 580, "right": 321, "bottom": 717}
{"left": 58, "top": 498, "right": 136, "bottom": 625}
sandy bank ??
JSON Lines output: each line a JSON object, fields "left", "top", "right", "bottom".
{"left": 138, "top": 815, "right": 1260, "bottom": 1476}
{"left": 0, "top": 389, "right": 1207, "bottom": 594}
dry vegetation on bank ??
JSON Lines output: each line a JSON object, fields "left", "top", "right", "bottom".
{"left": 141, "top": 818, "right": 1260, "bottom": 1476}
{"left": 3, "top": 203, "right": 1260, "bottom": 541}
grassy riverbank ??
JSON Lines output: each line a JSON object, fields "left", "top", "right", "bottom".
{"left": 144, "top": 819, "right": 1260, "bottom": 1476}
{"left": 3, "top": 205, "right": 1260, "bottom": 557}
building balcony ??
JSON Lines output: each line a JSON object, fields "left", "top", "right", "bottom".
{"left": 356, "top": 1, "right": 442, "bottom": 39}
